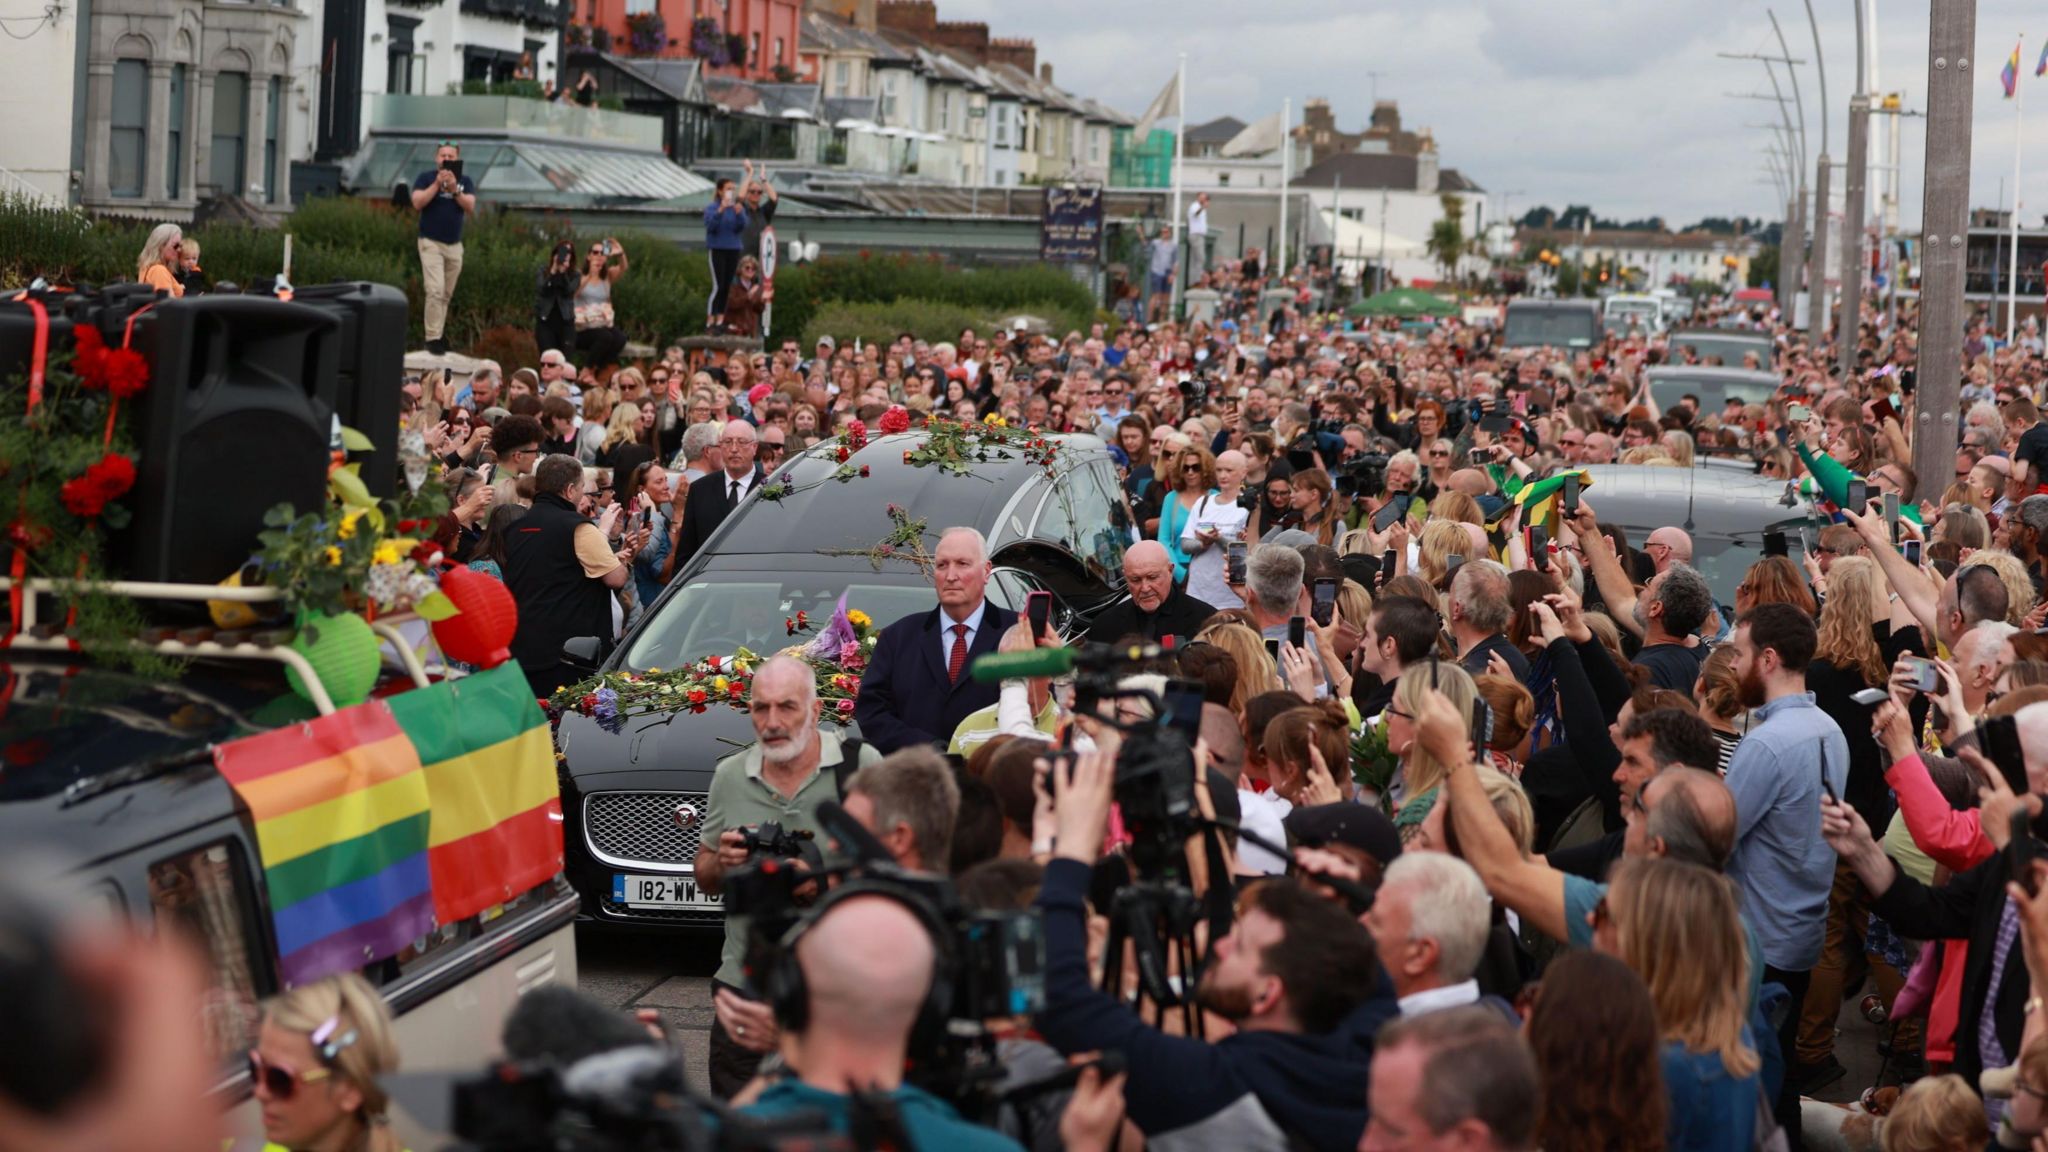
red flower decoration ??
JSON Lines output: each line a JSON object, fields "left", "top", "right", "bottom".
{"left": 410, "top": 540, "right": 443, "bottom": 566}
{"left": 100, "top": 348, "right": 149, "bottom": 399}
{"left": 859, "top": 465, "right": 870, "bottom": 477}
{"left": 59, "top": 453, "right": 132, "bottom": 519}
{"left": 71, "top": 326, "right": 107, "bottom": 382}
{"left": 579, "top": 694, "right": 600, "bottom": 715}
{"left": 845, "top": 420, "right": 868, "bottom": 451}
{"left": 687, "top": 688, "right": 709, "bottom": 705}
{"left": 879, "top": 406, "right": 910, "bottom": 435}
{"left": 835, "top": 446, "right": 849, "bottom": 463}
{"left": 727, "top": 681, "right": 745, "bottom": 698}
{"left": 58, "top": 474, "right": 106, "bottom": 518}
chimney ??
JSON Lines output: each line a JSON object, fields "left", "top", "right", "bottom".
{"left": 875, "top": 0, "right": 936, "bottom": 34}
{"left": 986, "top": 36, "right": 1035, "bottom": 74}
{"left": 930, "top": 19, "right": 990, "bottom": 57}
{"left": 1039, "top": 62, "right": 1053, "bottom": 84}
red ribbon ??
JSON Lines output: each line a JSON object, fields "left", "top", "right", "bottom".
{"left": 4, "top": 297, "right": 50, "bottom": 645}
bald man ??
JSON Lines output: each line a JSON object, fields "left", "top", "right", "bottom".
{"left": 677, "top": 418, "right": 765, "bottom": 561}
{"left": 1089, "top": 539, "right": 1216, "bottom": 645}
{"left": 1643, "top": 527, "right": 1693, "bottom": 575}
{"left": 741, "top": 895, "right": 1025, "bottom": 1150}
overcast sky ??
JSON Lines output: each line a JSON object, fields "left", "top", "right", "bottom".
{"left": 945, "top": 0, "right": 2048, "bottom": 231}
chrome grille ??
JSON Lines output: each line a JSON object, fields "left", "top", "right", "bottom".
{"left": 583, "top": 791, "right": 706, "bottom": 868}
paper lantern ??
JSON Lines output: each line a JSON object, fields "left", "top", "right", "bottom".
{"left": 432, "top": 565, "right": 519, "bottom": 669}
{"left": 287, "top": 612, "right": 381, "bottom": 707}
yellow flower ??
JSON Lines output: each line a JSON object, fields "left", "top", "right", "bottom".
{"left": 648, "top": 667, "right": 662, "bottom": 675}
{"left": 373, "top": 542, "right": 401, "bottom": 566}
{"left": 983, "top": 413, "right": 1007, "bottom": 427}
{"left": 846, "top": 610, "right": 871, "bottom": 629}
{"left": 338, "top": 508, "right": 368, "bottom": 539}
{"left": 322, "top": 545, "right": 342, "bottom": 566}
{"left": 712, "top": 676, "right": 729, "bottom": 692}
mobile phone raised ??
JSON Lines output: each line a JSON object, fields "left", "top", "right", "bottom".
{"left": 1312, "top": 578, "right": 1338, "bottom": 627}
{"left": 1561, "top": 474, "right": 1580, "bottom": 519}
{"left": 1026, "top": 590, "right": 1052, "bottom": 643}
{"left": 1845, "top": 478, "right": 1869, "bottom": 513}
{"left": 1371, "top": 493, "right": 1413, "bottom": 534}
{"left": 1226, "top": 541, "right": 1248, "bottom": 585}
{"left": 1288, "top": 616, "right": 1307, "bottom": 650}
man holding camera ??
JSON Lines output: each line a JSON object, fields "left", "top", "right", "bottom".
{"left": 695, "top": 656, "right": 883, "bottom": 1099}
{"left": 1033, "top": 746, "right": 1392, "bottom": 1150}
{"left": 409, "top": 141, "right": 477, "bottom": 356}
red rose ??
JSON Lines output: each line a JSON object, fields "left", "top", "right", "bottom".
{"left": 727, "top": 681, "right": 744, "bottom": 698}
{"left": 879, "top": 406, "right": 910, "bottom": 435}
{"left": 90, "top": 454, "right": 135, "bottom": 499}
{"left": 100, "top": 348, "right": 149, "bottom": 399}
{"left": 409, "top": 540, "right": 442, "bottom": 566}
{"left": 903, "top": 451, "right": 913, "bottom": 463}
{"left": 71, "top": 326, "right": 107, "bottom": 382}
{"left": 859, "top": 465, "right": 870, "bottom": 477}
{"left": 59, "top": 475, "right": 106, "bottom": 518}
{"left": 835, "top": 446, "right": 849, "bottom": 463}
{"left": 687, "top": 688, "right": 709, "bottom": 704}
{"left": 579, "top": 694, "right": 599, "bottom": 715}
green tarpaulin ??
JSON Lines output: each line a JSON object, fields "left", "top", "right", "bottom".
{"left": 1346, "top": 287, "right": 1458, "bottom": 318}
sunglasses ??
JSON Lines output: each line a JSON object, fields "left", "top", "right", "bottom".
{"left": 247, "top": 1050, "right": 330, "bottom": 1100}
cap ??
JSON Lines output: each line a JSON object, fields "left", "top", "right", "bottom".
{"left": 747, "top": 382, "right": 774, "bottom": 407}
{"left": 1283, "top": 802, "right": 1401, "bottom": 866}
{"left": 1012, "top": 318, "right": 1030, "bottom": 333}
{"left": 816, "top": 334, "right": 836, "bottom": 350}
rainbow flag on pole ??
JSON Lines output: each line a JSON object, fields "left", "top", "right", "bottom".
{"left": 2036, "top": 37, "right": 2048, "bottom": 76}
{"left": 387, "top": 662, "right": 562, "bottom": 925}
{"left": 214, "top": 703, "right": 435, "bottom": 987}
{"left": 2005, "top": 40, "right": 2022, "bottom": 97}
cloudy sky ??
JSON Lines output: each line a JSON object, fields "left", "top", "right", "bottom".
{"left": 945, "top": 0, "right": 2047, "bottom": 230}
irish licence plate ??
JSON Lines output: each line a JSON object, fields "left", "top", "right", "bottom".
{"left": 612, "top": 874, "right": 722, "bottom": 909}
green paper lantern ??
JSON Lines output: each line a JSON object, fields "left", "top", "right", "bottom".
{"left": 287, "top": 612, "right": 381, "bottom": 707}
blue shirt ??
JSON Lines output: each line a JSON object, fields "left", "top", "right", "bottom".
{"left": 413, "top": 171, "right": 475, "bottom": 244}
{"left": 1661, "top": 1042, "right": 1759, "bottom": 1152}
{"left": 1723, "top": 692, "right": 1848, "bottom": 971}
{"left": 743, "top": 1081, "right": 1023, "bottom": 1152}
{"left": 631, "top": 508, "right": 672, "bottom": 611}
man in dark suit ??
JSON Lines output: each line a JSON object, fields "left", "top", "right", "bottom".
{"left": 677, "top": 419, "right": 764, "bottom": 563}
{"left": 1086, "top": 540, "right": 1215, "bottom": 647}
{"left": 855, "top": 527, "right": 1017, "bottom": 753}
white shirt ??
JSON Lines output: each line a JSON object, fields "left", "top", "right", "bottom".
{"left": 939, "top": 599, "right": 988, "bottom": 668}
{"left": 1235, "top": 788, "right": 1292, "bottom": 875}
{"left": 1188, "top": 200, "right": 1208, "bottom": 237}
{"left": 1397, "top": 979, "right": 1481, "bottom": 1018}
{"left": 721, "top": 468, "right": 759, "bottom": 504}
{"left": 1180, "top": 491, "right": 1250, "bottom": 609}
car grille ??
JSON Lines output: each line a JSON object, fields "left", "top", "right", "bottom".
{"left": 599, "top": 899, "right": 724, "bottom": 925}
{"left": 583, "top": 791, "right": 706, "bottom": 869}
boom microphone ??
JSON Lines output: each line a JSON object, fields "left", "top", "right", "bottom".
{"left": 502, "top": 986, "right": 659, "bottom": 1066}
{"left": 969, "top": 647, "right": 1078, "bottom": 683}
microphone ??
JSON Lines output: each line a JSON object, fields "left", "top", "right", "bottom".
{"left": 502, "top": 986, "right": 660, "bottom": 1066}
{"left": 969, "top": 646, "right": 1078, "bottom": 682}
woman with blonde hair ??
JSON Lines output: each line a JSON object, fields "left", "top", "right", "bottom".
{"left": 1427, "top": 489, "right": 1484, "bottom": 526}
{"left": 1415, "top": 519, "right": 1471, "bottom": 592}
{"left": 577, "top": 387, "right": 614, "bottom": 464}
{"left": 1878, "top": 1075, "right": 1988, "bottom": 1152}
{"left": 1383, "top": 659, "right": 1480, "bottom": 837}
{"left": 1197, "top": 621, "right": 1278, "bottom": 711}
{"left": 1659, "top": 429, "right": 1697, "bottom": 467}
{"left": 249, "top": 972, "right": 403, "bottom": 1152}
{"left": 1159, "top": 443, "right": 1217, "bottom": 583}
{"left": 137, "top": 222, "right": 186, "bottom": 297}
{"left": 1602, "top": 856, "right": 1760, "bottom": 1152}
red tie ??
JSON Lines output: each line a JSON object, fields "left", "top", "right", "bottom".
{"left": 947, "top": 623, "right": 970, "bottom": 685}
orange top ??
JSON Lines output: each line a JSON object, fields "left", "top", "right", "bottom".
{"left": 141, "top": 263, "right": 184, "bottom": 298}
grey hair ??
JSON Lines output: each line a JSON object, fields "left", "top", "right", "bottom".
{"left": 1382, "top": 852, "right": 1492, "bottom": 984}
{"left": 474, "top": 359, "right": 503, "bottom": 385}
{"left": 137, "top": 221, "right": 182, "bottom": 280}
{"left": 680, "top": 421, "right": 723, "bottom": 463}
{"left": 1654, "top": 564, "right": 1715, "bottom": 635}
{"left": 1451, "top": 559, "right": 1512, "bottom": 633}
{"left": 1643, "top": 768, "right": 1734, "bottom": 871}
{"left": 938, "top": 526, "right": 988, "bottom": 564}
{"left": 1246, "top": 543, "right": 1304, "bottom": 615}
{"left": 1374, "top": 1009, "right": 1540, "bottom": 1147}
{"left": 845, "top": 747, "right": 960, "bottom": 870}
{"left": 754, "top": 654, "right": 818, "bottom": 709}
{"left": 2020, "top": 494, "right": 2048, "bottom": 536}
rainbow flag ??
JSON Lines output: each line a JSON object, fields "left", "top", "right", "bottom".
{"left": 2036, "top": 37, "right": 2048, "bottom": 76}
{"left": 386, "top": 662, "right": 562, "bottom": 926}
{"left": 2005, "top": 40, "right": 2022, "bottom": 98}
{"left": 214, "top": 703, "right": 435, "bottom": 987}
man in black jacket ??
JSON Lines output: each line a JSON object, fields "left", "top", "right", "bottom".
{"left": 855, "top": 528, "right": 1018, "bottom": 753}
{"left": 504, "top": 454, "right": 636, "bottom": 697}
{"left": 1086, "top": 541, "right": 1214, "bottom": 646}
{"left": 676, "top": 420, "right": 763, "bottom": 563}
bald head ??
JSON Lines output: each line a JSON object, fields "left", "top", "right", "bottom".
{"left": 1646, "top": 528, "right": 1693, "bottom": 570}
{"left": 1123, "top": 539, "right": 1175, "bottom": 613}
{"left": 1448, "top": 469, "right": 1492, "bottom": 498}
{"left": 1643, "top": 767, "right": 1737, "bottom": 870}
{"left": 798, "top": 895, "right": 936, "bottom": 1037}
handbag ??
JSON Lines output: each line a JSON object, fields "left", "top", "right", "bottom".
{"left": 574, "top": 297, "right": 615, "bottom": 331}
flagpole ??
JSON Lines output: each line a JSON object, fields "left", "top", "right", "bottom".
{"left": 1169, "top": 52, "right": 1186, "bottom": 321}
{"left": 2011, "top": 33, "right": 2027, "bottom": 341}
{"left": 1276, "top": 97, "right": 1291, "bottom": 294}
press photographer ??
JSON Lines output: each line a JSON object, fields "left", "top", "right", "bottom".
{"left": 694, "top": 656, "right": 882, "bottom": 1099}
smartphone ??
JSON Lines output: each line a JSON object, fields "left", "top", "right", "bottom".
{"left": 1883, "top": 491, "right": 1901, "bottom": 540}
{"left": 1983, "top": 714, "right": 2031, "bottom": 796}
{"left": 1787, "top": 403, "right": 1812, "bottom": 423}
{"left": 1288, "top": 616, "right": 1307, "bottom": 650}
{"left": 1161, "top": 678, "right": 1205, "bottom": 742}
{"left": 1445, "top": 553, "right": 1466, "bottom": 585}
{"left": 1798, "top": 525, "right": 1816, "bottom": 555}
{"left": 1026, "top": 590, "right": 1052, "bottom": 644}
{"left": 1845, "top": 478, "right": 1869, "bottom": 514}
{"left": 1264, "top": 638, "right": 1281, "bottom": 665}
{"left": 1561, "top": 474, "right": 1580, "bottom": 519}
{"left": 1419, "top": 463, "right": 1431, "bottom": 489}
{"left": 1312, "top": 578, "right": 1338, "bottom": 627}
{"left": 1379, "top": 550, "right": 1397, "bottom": 586}
{"left": 1287, "top": 448, "right": 1316, "bottom": 472}
{"left": 1762, "top": 529, "right": 1788, "bottom": 558}
{"left": 2011, "top": 809, "right": 2039, "bottom": 897}
{"left": 1226, "top": 540, "right": 1248, "bottom": 585}
{"left": 1468, "top": 697, "right": 1494, "bottom": 754}
{"left": 1372, "top": 492, "right": 1414, "bottom": 534}
{"left": 1525, "top": 525, "right": 1550, "bottom": 572}
{"left": 440, "top": 158, "right": 464, "bottom": 180}
{"left": 1468, "top": 447, "right": 1495, "bottom": 464}
{"left": 1870, "top": 395, "right": 1900, "bottom": 424}
{"left": 1479, "top": 413, "right": 1512, "bottom": 434}
{"left": 1902, "top": 539, "right": 1924, "bottom": 567}
{"left": 1849, "top": 687, "right": 1890, "bottom": 706}
{"left": 1903, "top": 656, "right": 1941, "bottom": 694}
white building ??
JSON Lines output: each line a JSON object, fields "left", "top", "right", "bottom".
{"left": 1290, "top": 144, "right": 1488, "bottom": 286}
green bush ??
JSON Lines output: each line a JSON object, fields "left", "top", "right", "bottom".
{"left": 0, "top": 196, "right": 1094, "bottom": 354}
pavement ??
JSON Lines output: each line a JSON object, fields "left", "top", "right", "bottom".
{"left": 579, "top": 925, "right": 723, "bottom": 1098}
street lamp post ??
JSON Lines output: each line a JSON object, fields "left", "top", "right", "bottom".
{"left": 1912, "top": 0, "right": 1976, "bottom": 491}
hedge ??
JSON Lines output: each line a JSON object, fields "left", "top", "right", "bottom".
{"left": 0, "top": 195, "right": 1097, "bottom": 365}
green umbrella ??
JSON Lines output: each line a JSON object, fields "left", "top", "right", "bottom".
{"left": 1346, "top": 287, "right": 1459, "bottom": 319}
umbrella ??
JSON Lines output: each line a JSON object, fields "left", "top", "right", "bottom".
{"left": 1346, "top": 286, "right": 1459, "bottom": 319}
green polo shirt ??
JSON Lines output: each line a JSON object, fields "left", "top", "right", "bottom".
{"left": 946, "top": 694, "right": 1062, "bottom": 757}
{"left": 703, "top": 730, "right": 882, "bottom": 989}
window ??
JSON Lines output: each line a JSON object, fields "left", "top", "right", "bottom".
{"left": 1089, "top": 129, "right": 1100, "bottom": 163}
{"left": 210, "top": 70, "right": 248, "bottom": 194}
{"left": 773, "top": 36, "right": 784, "bottom": 65}
{"left": 881, "top": 74, "right": 897, "bottom": 119}
{"left": 1217, "top": 172, "right": 1230, "bottom": 186}
{"left": 263, "top": 76, "right": 281, "bottom": 200}
{"left": 625, "top": 0, "right": 652, "bottom": 12}
{"left": 832, "top": 60, "right": 848, "bottom": 94}
{"left": 993, "top": 103, "right": 1009, "bottom": 146}
{"left": 109, "top": 59, "right": 148, "bottom": 198}
{"left": 749, "top": 32, "right": 759, "bottom": 65}
{"left": 167, "top": 64, "right": 186, "bottom": 198}
{"left": 149, "top": 841, "right": 267, "bottom": 1063}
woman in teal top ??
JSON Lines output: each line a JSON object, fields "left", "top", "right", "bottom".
{"left": 1791, "top": 413, "right": 1925, "bottom": 528}
{"left": 1156, "top": 445, "right": 1216, "bottom": 584}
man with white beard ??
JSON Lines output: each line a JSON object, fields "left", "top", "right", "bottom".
{"left": 694, "top": 655, "right": 883, "bottom": 1099}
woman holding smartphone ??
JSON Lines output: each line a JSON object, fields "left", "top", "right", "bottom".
{"left": 1181, "top": 447, "right": 1252, "bottom": 609}
{"left": 1156, "top": 445, "right": 1217, "bottom": 585}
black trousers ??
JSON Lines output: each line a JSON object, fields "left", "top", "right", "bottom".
{"left": 707, "top": 249, "right": 741, "bottom": 318}
{"left": 535, "top": 314, "right": 572, "bottom": 355}
{"left": 707, "top": 979, "right": 768, "bottom": 1100}
{"left": 1765, "top": 964, "right": 1812, "bottom": 1152}
{"left": 575, "top": 324, "right": 628, "bottom": 371}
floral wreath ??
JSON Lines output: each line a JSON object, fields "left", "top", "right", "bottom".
{"left": 758, "top": 408, "right": 1064, "bottom": 503}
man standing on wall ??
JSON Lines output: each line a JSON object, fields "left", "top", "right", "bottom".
{"left": 411, "top": 141, "right": 478, "bottom": 356}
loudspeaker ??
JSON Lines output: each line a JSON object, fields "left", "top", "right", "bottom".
{"left": 122, "top": 297, "right": 340, "bottom": 585}
{"left": 291, "top": 282, "right": 407, "bottom": 497}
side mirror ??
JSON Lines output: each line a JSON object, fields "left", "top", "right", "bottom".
{"left": 561, "top": 636, "right": 604, "bottom": 671}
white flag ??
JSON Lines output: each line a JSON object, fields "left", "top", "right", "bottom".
{"left": 1131, "top": 71, "right": 1181, "bottom": 141}
{"left": 1219, "top": 111, "right": 1283, "bottom": 158}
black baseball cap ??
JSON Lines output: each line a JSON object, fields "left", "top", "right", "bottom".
{"left": 1283, "top": 802, "right": 1401, "bottom": 867}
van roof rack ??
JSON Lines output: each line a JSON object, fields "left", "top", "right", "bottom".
{"left": 0, "top": 577, "right": 433, "bottom": 715}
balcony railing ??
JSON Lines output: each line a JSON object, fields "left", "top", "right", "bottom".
{"left": 458, "top": 0, "right": 569, "bottom": 26}
{"left": 372, "top": 94, "right": 663, "bottom": 151}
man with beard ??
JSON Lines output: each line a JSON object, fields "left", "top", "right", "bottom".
{"left": 1034, "top": 745, "right": 1394, "bottom": 1152}
{"left": 1630, "top": 564, "right": 1713, "bottom": 690}
{"left": 694, "top": 656, "right": 884, "bottom": 1098}
{"left": 1724, "top": 602, "right": 1847, "bottom": 1129}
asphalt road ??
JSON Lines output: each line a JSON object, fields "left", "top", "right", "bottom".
{"left": 578, "top": 925, "right": 723, "bottom": 1098}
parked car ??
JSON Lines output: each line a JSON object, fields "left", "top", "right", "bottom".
{"left": 1645, "top": 365, "right": 1781, "bottom": 419}
{"left": 1577, "top": 464, "right": 1817, "bottom": 606}
{"left": 1666, "top": 327, "right": 1774, "bottom": 371}
{"left": 1503, "top": 299, "right": 1603, "bottom": 350}
{"left": 553, "top": 431, "right": 1134, "bottom": 931}
{"left": 1602, "top": 294, "right": 1666, "bottom": 335}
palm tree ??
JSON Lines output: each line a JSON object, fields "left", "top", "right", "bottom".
{"left": 1426, "top": 194, "right": 1467, "bottom": 284}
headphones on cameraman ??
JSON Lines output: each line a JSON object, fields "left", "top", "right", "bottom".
{"left": 764, "top": 878, "right": 956, "bottom": 1054}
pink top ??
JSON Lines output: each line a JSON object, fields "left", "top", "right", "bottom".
{"left": 1884, "top": 752, "right": 1992, "bottom": 873}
